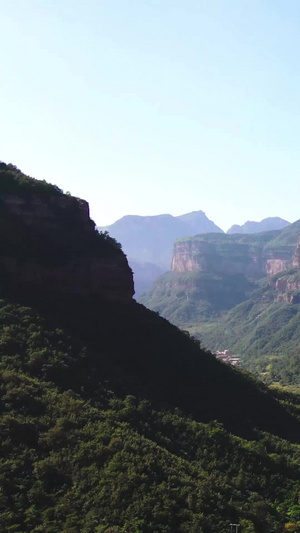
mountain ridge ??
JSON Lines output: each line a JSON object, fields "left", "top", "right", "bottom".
{"left": 227, "top": 216, "right": 291, "bottom": 234}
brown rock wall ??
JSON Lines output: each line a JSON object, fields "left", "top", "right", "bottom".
{"left": 265, "top": 259, "right": 291, "bottom": 276}
{"left": 171, "top": 237, "right": 300, "bottom": 280}
{"left": 293, "top": 236, "right": 300, "bottom": 268}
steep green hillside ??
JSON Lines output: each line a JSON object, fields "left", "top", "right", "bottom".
{"left": 2, "top": 300, "right": 300, "bottom": 533}
{"left": 265, "top": 220, "right": 300, "bottom": 250}
{"left": 142, "top": 270, "right": 255, "bottom": 326}
{"left": 195, "top": 279, "right": 300, "bottom": 386}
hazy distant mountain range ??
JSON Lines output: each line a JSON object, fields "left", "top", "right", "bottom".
{"left": 227, "top": 217, "right": 290, "bottom": 234}
{"left": 98, "top": 213, "right": 291, "bottom": 297}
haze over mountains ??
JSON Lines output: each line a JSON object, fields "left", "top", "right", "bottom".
{"left": 227, "top": 216, "right": 290, "bottom": 234}
{"left": 100, "top": 213, "right": 291, "bottom": 297}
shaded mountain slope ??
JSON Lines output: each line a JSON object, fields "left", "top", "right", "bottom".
{"left": 2, "top": 301, "right": 300, "bottom": 533}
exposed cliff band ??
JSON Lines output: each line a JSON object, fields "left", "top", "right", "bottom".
{"left": 171, "top": 233, "right": 299, "bottom": 279}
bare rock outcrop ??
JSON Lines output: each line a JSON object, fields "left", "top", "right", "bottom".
{"left": 293, "top": 236, "right": 300, "bottom": 269}
{"left": 265, "top": 258, "right": 291, "bottom": 276}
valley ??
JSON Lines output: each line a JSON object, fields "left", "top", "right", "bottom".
{"left": 1, "top": 162, "right": 300, "bottom": 532}
{"left": 142, "top": 223, "right": 300, "bottom": 387}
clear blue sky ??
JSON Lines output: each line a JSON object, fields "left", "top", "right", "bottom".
{"left": 1, "top": 0, "right": 299, "bottom": 231}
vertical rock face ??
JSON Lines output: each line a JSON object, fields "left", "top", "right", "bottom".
{"left": 171, "top": 239, "right": 267, "bottom": 278}
{"left": 171, "top": 234, "right": 300, "bottom": 279}
{"left": 0, "top": 189, "right": 134, "bottom": 303}
{"left": 293, "top": 236, "right": 300, "bottom": 269}
{"left": 171, "top": 241, "right": 214, "bottom": 272}
{"left": 265, "top": 259, "right": 291, "bottom": 276}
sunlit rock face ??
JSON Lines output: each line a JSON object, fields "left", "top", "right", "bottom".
{"left": 171, "top": 234, "right": 300, "bottom": 280}
{"left": 293, "top": 236, "right": 300, "bottom": 269}
{"left": 171, "top": 239, "right": 289, "bottom": 278}
{"left": 265, "top": 258, "right": 291, "bottom": 276}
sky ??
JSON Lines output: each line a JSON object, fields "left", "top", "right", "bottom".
{"left": 0, "top": 0, "right": 300, "bottom": 231}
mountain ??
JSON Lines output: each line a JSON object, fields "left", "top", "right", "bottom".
{"left": 142, "top": 222, "right": 300, "bottom": 386}
{"left": 2, "top": 162, "right": 300, "bottom": 532}
{"left": 98, "top": 211, "right": 223, "bottom": 297}
{"left": 141, "top": 229, "right": 295, "bottom": 325}
{"left": 227, "top": 216, "right": 290, "bottom": 234}
{"left": 198, "top": 235, "right": 300, "bottom": 383}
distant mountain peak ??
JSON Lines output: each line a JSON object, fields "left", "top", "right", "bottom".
{"left": 227, "top": 217, "right": 291, "bottom": 234}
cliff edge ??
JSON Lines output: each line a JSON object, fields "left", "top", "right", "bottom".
{"left": 0, "top": 163, "right": 134, "bottom": 303}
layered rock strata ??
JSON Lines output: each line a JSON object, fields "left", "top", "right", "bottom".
{"left": 171, "top": 236, "right": 297, "bottom": 279}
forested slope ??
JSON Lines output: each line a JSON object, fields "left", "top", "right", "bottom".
{"left": 2, "top": 300, "right": 300, "bottom": 533}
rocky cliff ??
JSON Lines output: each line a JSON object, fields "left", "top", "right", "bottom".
{"left": 0, "top": 164, "right": 134, "bottom": 303}
{"left": 267, "top": 238, "right": 300, "bottom": 304}
{"left": 171, "top": 232, "right": 294, "bottom": 279}
{"left": 292, "top": 235, "right": 300, "bottom": 268}
{"left": 143, "top": 226, "right": 300, "bottom": 328}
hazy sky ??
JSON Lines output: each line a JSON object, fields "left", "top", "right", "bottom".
{"left": 1, "top": 0, "right": 299, "bottom": 231}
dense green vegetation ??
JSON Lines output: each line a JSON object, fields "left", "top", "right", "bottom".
{"left": 196, "top": 300, "right": 300, "bottom": 357}
{"left": 2, "top": 300, "right": 300, "bottom": 532}
{"left": 191, "top": 276, "right": 300, "bottom": 386}
{"left": 142, "top": 271, "right": 255, "bottom": 326}
{"left": 0, "top": 162, "right": 64, "bottom": 196}
{"left": 264, "top": 220, "right": 300, "bottom": 252}
{"left": 176, "top": 222, "right": 300, "bottom": 257}
{"left": 176, "top": 231, "right": 280, "bottom": 247}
